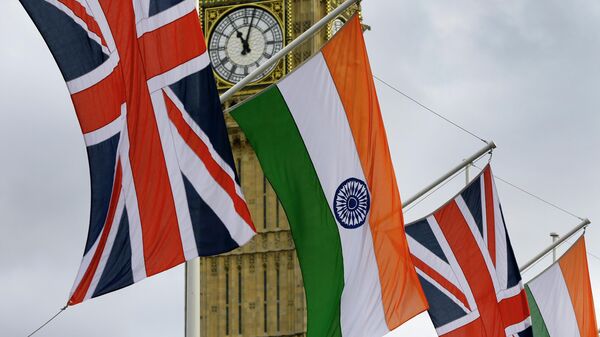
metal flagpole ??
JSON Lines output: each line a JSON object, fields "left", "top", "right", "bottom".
{"left": 519, "top": 218, "right": 591, "bottom": 272}
{"left": 402, "top": 141, "right": 496, "bottom": 209}
{"left": 185, "top": 258, "right": 201, "bottom": 337}
{"left": 219, "top": 0, "right": 360, "bottom": 103}
{"left": 185, "top": 5, "right": 202, "bottom": 337}
{"left": 550, "top": 232, "right": 559, "bottom": 262}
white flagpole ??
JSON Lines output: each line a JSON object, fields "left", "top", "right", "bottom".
{"left": 219, "top": 0, "right": 360, "bottom": 103}
{"left": 186, "top": 2, "right": 202, "bottom": 335}
{"left": 519, "top": 218, "right": 591, "bottom": 272}
{"left": 185, "top": 258, "right": 201, "bottom": 337}
{"left": 402, "top": 141, "right": 496, "bottom": 208}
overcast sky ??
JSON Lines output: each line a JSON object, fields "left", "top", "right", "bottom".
{"left": 1, "top": 1, "right": 599, "bottom": 336}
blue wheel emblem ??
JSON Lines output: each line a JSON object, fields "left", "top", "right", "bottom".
{"left": 334, "top": 178, "right": 370, "bottom": 229}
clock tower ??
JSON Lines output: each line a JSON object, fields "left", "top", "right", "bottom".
{"left": 196, "top": 1, "right": 360, "bottom": 336}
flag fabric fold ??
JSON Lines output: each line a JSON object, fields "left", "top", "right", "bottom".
{"left": 231, "top": 15, "right": 428, "bottom": 337}
{"left": 405, "top": 164, "right": 533, "bottom": 337}
{"left": 525, "top": 236, "right": 598, "bottom": 337}
{"left": 20, "top": 0, "right": 255, "bottom": 305}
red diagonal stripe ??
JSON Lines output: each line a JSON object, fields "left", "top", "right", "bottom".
{"left": 411, "top": 255, "right": 470, "bottom": 311}
{"left": 99, "top": 0, "right": 185, "bottom": 277}
{"left": 57, "top": 0, "right": 107, "bottom": 47}
{"left": 483, "top": 167, "right": 496, "bottom": 266}
{"left": 435, "top": 201, "right": 506, "bottom": 337}
{"left": 164, "top": 92, "right": 255, "bottom": 232}
{"left": 138, "top": 11, "right": 206, "bottom": 79}
{"left": 69, "top": 161, "right": 122, "bottom": 305}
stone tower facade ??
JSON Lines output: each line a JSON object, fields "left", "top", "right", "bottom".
{"left": 196, "top": 1, "right": 359, "bottom": 336}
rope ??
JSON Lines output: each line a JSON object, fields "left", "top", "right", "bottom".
{"left": 373, "top": 75, "right": 489, "bottom": 144}
{"left": 471, "top": 163, "right": 584, "bottom": 221}
{"left": 26, "top": 305, "right": 67, "bottom": 337}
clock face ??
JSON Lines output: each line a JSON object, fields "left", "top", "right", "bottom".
{"left": 208, "top": 6, "right": 284, "bottom": 84}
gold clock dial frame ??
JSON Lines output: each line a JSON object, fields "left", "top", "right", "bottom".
{"left": 202, "top": 0, "right": 288, "bottom": 92}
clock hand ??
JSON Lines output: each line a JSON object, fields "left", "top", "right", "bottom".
{"left": 242, "top": 9, "right": 256, "bottom": 55}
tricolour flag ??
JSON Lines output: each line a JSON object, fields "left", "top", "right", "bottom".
{"left": 525, "top": 236, "right": 598, "bottom": 337}
{"left": 20, "top": 0, "right": 255, "bottom": 305}
{"left": 231, "top": 15, "right": 428, "bottom": 337}
{"left": 405, "top": 165, "right": 533, "bottom": 337}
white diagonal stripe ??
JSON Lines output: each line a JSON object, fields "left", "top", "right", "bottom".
{"left": 119, "top": 111, "right": 147, "bottom": 282}
{"left": 456, "top": 195, "right": 500, "bottom": 293}
{"left": 150, "top": 90, "right": 198, "bottom": 260}
{"left": 83, "top": 113, "right": 123, "bottom": 146}
{"left": 171, "top": 129, "right": 255, "bottom": 246}
{"left": 43, "top": 0, "right": 109, "bottom": 55}
{"left": 427, "top": 215, "right": 478, "bottom": 311}
{"left": 147, "top": 53, "right": 210, "bottom": 93}
{"left": 407, "top": 236, "right": 463, "bottom": 293}
{"left": 136, "top": 0, "right": 195, "bottom": 37}
{"left": 163, "top": 87, "right": 244, "bottom": 198}
{"left": 415, "top": 268, "right": 470, "bottom": 313}
{"left": 84, "top": 192, "right": 125, "bottom": 301}
{"left": 67, "top": 52, "right": 119, "bottom": 94}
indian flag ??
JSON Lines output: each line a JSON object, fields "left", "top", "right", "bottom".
{"left": 525, "top": 236, "right": 598, "bottom": 337}
{"left": 231, "top": 16, "right": 428, "bottom": 337}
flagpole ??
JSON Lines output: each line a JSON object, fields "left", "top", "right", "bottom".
{"left": 185, "top": 258, "right": 201, "bottom": 337}
{"left": 219, "top": 0, "right": 360, "bottom": 103}
{"left": 186, "top": 2, "right": 202, "bottom": 336}
{"left": 519, "top": 218, "right": 591, "bottom": 272}
{"left": 402, "top": 141, "right": 496, "bottom": 208}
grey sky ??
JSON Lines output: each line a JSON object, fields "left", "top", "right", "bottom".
{"left": 1, "top": 1, "right": 599, "bottom": 336}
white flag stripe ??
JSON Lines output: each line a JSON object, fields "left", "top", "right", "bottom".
{"left": 505, "top": 316, "right": 532, "bottom": 335}
{"left": 150, "top": 91, "right": 198, "bottom": 260}
{"left": 456, "top": 195, "right": 500, "bottom": 294}
{"left": 84, "top": 192, "right": 126, "bottom": 301}
{"left": 43, "top": 0, "right": 109, "bottom": 55}
{"left": 427, "top": 215, "right": 478, "bottom": 310}
{"left": 84, "top": 0, "right": 117, "bottom": 52}
{"left": 163, "top": 87, "right": 244, "bottom": 198}
{"left": 147, "top": 53, "right": 210, "bottom": 93}
{"left": 435, "top": 310, "right": 480, "bottom": 336}
{"left": 83, "top": 113, "right": 123, "bottom": 146}
{"left": 492, "top": 177, "right": 509, "bottom": 290}
{"left": 69, "top": 226, "right": 103, "bottom": 297}
{"left": 415, "top": 268, "right": 470, "bottom": 313}
{"left": 67, "top": 52, "right": 119, "bottom": 94}
{"left": 408, "top": 237, "right": 464, "bottom": 293}
{"left": 172, "top": 130, "right": 255, "bottom": 246}
{"left": 136, "top": 0, "right": 195, "bottom": 37}
{"left": 278, "top": 53, "right": 388, "bottom": 337}
{"left": 119, "top": 116, "right": 147, "bottom": 282}
{"left": 528, "top": 264, "right": 581, "bottom": 337}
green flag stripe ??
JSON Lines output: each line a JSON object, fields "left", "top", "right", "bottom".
{"left": 525, "top": 285, "right": 552, "bottom": 337}
{"left": 232, "top": 86, "right": 344, "bottom": 337}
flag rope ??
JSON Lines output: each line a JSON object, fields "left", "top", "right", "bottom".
{"left": 471, "top": 163, "right": 584, "bottom": 221}
{"left": 373, "top": 74, "right": 489, "bottom": 144}
{"left": 26, "top": 305, "right": 67, "bottom": 337}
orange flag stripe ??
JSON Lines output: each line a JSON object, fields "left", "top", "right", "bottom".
{"left": 321, "top": 16, "right": 428, "bottom": 328}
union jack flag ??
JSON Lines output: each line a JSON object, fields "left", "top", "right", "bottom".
{"left": 20, "top": 0, "right": 256, "bottom": 305}
{"left": 406, "top": 165, "right": 532, "bottom": 337}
